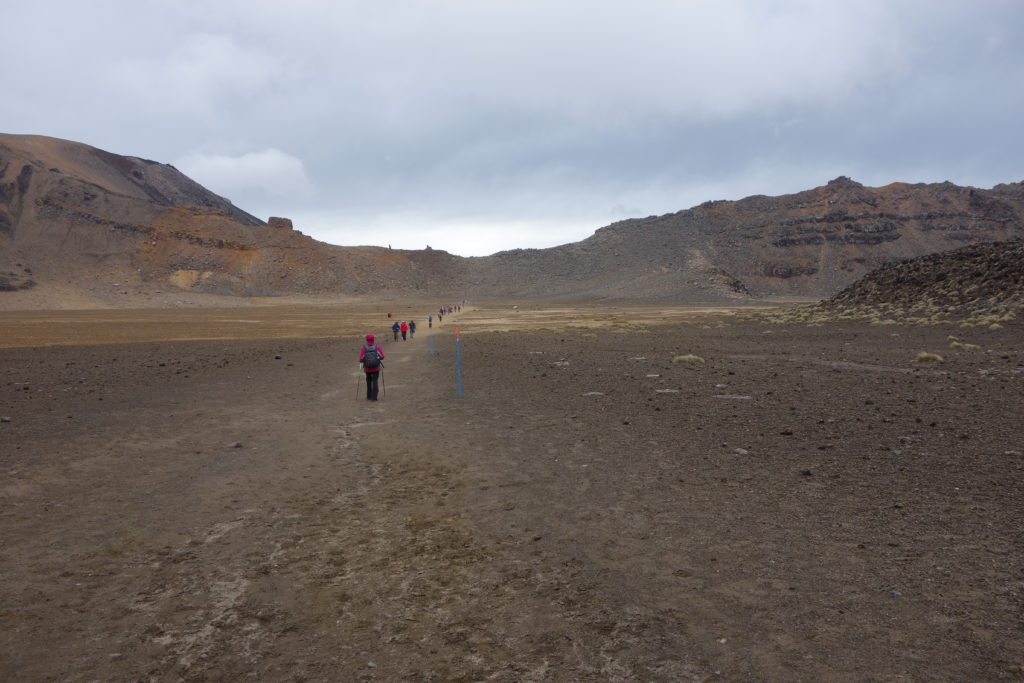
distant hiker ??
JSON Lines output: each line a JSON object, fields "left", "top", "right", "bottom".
{"left": 438, "top": 307, "right": 443, "bottom": 323}
{"left": 400, "top": 320, "right": 409, "bottom": 341}
{"left": 359, "top": 333, "right": 385, "bottom": 401}
{"left": 391, "top": 321, "right": 400, "bottom": 341}
{"left": 409, "top": 320, "right": 416, "bottom": 337}
{"left": 427, "top": 314, "right": 433, "bottom": 328}
{"left": 387, "top": 312, "right": 392, "bottom": 319}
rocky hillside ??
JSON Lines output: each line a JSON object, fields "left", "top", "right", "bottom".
{"left": 0, "top": 134, "right": 467, "bottom": 304}
{"left": 3, "top": 133, "right": 1023, "bottom": 307}
{"left": 465, "top": 177, "right": 1024, "bottom": 302}
{"left": 753, "top": 240, "right": 1023, "bottom": 327}
{"left": 823, "top": 240, "right": 1023, "bottom": 321}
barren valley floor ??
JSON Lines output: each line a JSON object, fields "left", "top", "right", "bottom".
{"left": 1, "top": 304, "right": 1022, "bottom": 680}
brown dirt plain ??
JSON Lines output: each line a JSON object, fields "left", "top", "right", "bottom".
{"left": 1, "top": 301, "right": 1022, "bottom": 681}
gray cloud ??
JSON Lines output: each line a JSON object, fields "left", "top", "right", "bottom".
{"left": 3, "top": 0, "right": 1022, "bottom": 255}
{"left": 175, "top": 149, "right": 314, "bottom": 201}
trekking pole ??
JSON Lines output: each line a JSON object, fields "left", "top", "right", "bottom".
{"left": 455, "top": 328, "right": 462, "bottom": 398}
{"left": 380, "top": 367, "right": 386, "bottom": 400}
{"left": 355, "top": 365, "right": 362, "bottom": 400}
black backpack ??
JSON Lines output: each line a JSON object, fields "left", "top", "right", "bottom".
{"left": 363, "top": 345, "right": 381, "bottom": 369}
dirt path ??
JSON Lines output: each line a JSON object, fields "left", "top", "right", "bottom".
{"left": 1, "top": 312, "right": 1022, "bottom": 680}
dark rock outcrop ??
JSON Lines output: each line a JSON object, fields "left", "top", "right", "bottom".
{"left": 823, "top": 239, "right": 1024, "bottom": 316}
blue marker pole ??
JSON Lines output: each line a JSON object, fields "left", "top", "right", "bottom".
{"left": 455, "top": 327, "right": 462, "bottom": 398}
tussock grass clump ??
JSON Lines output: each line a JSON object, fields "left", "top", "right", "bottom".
{"left": 748, "top": 286, "right": 1022, "bottom": 329}
{"left": 609, "top": 322, "right": 649, "bottom": 334}
{"left": 672, "top": 354, "right": 705, "bottom": 364}
{"left": 916, "top": 351, "right": 944, "bottom": 362}
{"left": 751, "top": 305, "right": 820, "bottom": 325}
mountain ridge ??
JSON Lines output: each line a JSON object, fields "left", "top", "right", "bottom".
{"left": 3, "top": 133, "right": 1023, "bottom": 308}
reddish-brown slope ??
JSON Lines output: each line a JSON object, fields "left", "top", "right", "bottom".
{"left": 0, "top": 134, "right": 467, "bottom": 303}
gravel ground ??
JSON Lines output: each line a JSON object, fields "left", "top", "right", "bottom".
{"left": 1, "top": 307, "right": 1022, "bottom": 681}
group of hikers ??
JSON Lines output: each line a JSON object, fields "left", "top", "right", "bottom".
{"left": 363, "top": 303, "right": 467, "bottom": 400}
{"left": 390, "top": 319, "right": 415, "bottom": 341}
{"left": 436, "top": 302, "right": 462, "bottom": 321}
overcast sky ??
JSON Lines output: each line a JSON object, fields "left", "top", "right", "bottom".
{"left": 4, "top": 1, "right": 1023, "bottom": 256}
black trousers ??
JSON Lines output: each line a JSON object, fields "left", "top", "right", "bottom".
{"left": 365, "top": 371, "right": 380, "bottom": 400}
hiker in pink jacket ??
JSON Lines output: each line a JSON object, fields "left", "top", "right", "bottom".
{"left": 359, "top": 333, "right": 385, "bottom": 401}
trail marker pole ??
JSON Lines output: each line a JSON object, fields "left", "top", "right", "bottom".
{"left": 455, "top": 327, "right": 462, "bottom": 398}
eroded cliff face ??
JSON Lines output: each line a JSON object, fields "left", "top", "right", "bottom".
{"left": 711, "top": 177, "right": 1024, "bottom": 297}
{"left": 132, "top": 207, "right": 465, "bottom": 297}
{"left": 463, "top": 176, "right": 1024, "bottom": 302}
{"left": 0, "top": 157, "right": 36, "bottom": 291}
{"left": 3, "top": 133, "right": 1023, "bottom": 306}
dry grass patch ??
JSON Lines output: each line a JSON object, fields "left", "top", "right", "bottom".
{"left": 609, "top": 322, "right": 649, "bottom": 334}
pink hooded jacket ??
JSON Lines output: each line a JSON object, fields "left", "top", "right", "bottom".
{"left": 359, "top": 334, "right": 384, "bottom": 373}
